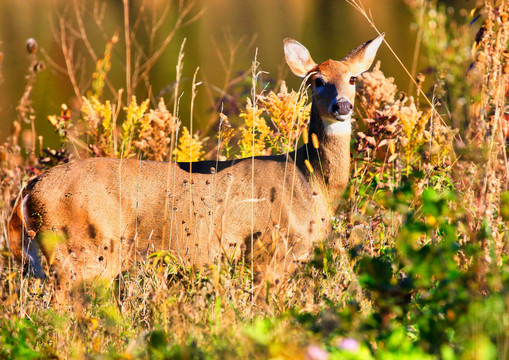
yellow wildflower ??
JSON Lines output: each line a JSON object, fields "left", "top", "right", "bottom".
{"left": 174, "top": 126, "right": 205, "bottom": 162}
{"left": 238, "top": 98, "right": 271, "bottom": 157}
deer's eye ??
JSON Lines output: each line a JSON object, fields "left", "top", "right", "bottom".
{"left": 349, "top": 76, "right": 357, "bottom": 85}
{"left": 314, "top": 78, "right": 325, "bottom": 89}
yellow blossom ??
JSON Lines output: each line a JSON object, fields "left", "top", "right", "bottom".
{"left": 238, "top": 98, "right": 271, "bottom": 157}
{"left": 174, "top": 126, "right": 205, "bottom": 162}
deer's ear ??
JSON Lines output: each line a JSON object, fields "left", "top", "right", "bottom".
{"left": 342, "top": 33, "right": 384, "bottom": 75}
{"left": 284, "top": 38, "right": 317, "bottom": 78}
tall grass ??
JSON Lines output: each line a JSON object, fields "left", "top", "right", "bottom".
{"left": 0, "top": 0, "right": 508, "bottom": 359}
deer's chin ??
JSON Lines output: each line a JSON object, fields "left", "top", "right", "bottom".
{"left": 323, "top": 113, "right": 352, "bottom": 136}
{"left": 332, "top": 111, "right": 352, "bottom": 122}
{"left": 323, "top": 113, "right": 352, "bottom": 124}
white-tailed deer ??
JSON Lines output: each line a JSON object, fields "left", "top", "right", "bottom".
{"left": 8, "top": 34, "right": 384, "bottom": 289}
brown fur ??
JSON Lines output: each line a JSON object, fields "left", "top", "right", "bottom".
{"left": 8, "top": 34, "right": 384, "bottom": 289}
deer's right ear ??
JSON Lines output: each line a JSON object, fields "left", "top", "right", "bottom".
{"left": 284, "top": 38, "right": 317, "bottom": 78}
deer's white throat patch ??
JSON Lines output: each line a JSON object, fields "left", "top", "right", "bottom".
{"left": 324, "top": 118, "right": 352, "bottom": 136}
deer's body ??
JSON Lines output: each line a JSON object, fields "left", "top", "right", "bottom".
{"left": 8, "top": 34, "right": 384, "bottom": 287}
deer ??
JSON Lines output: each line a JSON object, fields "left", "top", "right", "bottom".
{"left": 8, "top": 33, "right": 384, "bottom": 292}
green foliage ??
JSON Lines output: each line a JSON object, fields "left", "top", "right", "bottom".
{"left": 0, "top": 317, "right": 41, "bottom": 359}
{"left": 500, "top": 191, "right": 509, "bottom": 221}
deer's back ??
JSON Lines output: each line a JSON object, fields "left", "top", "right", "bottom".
{"left": 22, "top": 156, "right": 328, "bottom": 280}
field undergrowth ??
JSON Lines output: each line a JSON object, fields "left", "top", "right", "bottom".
{"left": 0, "top": 0, "right": 509, "bottom": 359}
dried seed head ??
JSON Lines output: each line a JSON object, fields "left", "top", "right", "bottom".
{"left": 302, "top": 127, "right": 309, "bottom": 144}
{"left": 304, "top": 159, "right": 314, "bottom": 173}
{"left": 311, "top": 133, "right": 319, "bottom": 149}
{"left": 416, "top": 73, "right": 425, "bottom": 85}
{"left": 26, "top": 38, "right": 38, "bottom": 54}
{"left": 219, "top": 112, "right": 231, "bottom": 127}
{"left": 33, "top": 62, "right": 45, "bottom": 72}
{"left": 210, "top": 167, "right": 216, "bottom": 173}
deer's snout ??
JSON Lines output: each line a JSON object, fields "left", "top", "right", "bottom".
{"left": 330, "top": 98, "right": 353, "bottom": 120}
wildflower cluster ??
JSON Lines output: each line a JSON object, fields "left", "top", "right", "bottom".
{"left": 237, "top": 81, "right": 310, "bottom": 157}
{"left": 259, "top": 81, "right": 310, "bottom": 153}
{"left": 174, "top": 126, "right": 205, "bottom": 162}
{"left": 135, "top": 99, "right": 180, "bottom": 161}
{"left": 47, "top": 104, "right": 73, "bottom": 144}
{"left": 356, "top": 61, "right": 454, "bottom": 178}
{"left": 81, "top": 96, "right": 114, "bottom": 157}
{"left": 121, "top": 97, "right": 150, "bottom": 157}
{"left": 238, "top": 98, "right": 271, "bottom": 157}
{"left": 48, "top": 95, "right": 194, "bottom": 162}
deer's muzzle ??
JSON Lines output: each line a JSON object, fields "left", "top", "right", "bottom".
{"left": 330, "top": 98, "right": 353, "bottom": 120}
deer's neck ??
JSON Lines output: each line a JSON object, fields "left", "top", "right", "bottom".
{"left": 305, "top": 103, "right": 351, "bottom": 213}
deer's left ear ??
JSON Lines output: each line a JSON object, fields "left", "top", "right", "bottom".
{"left": 342, "top": 33, "right": 385, "bottom": 76}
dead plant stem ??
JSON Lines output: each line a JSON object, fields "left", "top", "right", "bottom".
{"left": 123, "top": 0, "right": 132, "bottom": 101}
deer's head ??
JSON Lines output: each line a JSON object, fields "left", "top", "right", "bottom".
{"left": 284, "top": 34, "right": 384, "bottom": 124}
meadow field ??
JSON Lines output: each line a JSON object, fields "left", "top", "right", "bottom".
{"left": 0, "top": 0, "right": 508, "bottom": 358}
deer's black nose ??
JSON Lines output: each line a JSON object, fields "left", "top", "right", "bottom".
{"left": 331, "top": 99, "right": 353, "bottom": 116}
